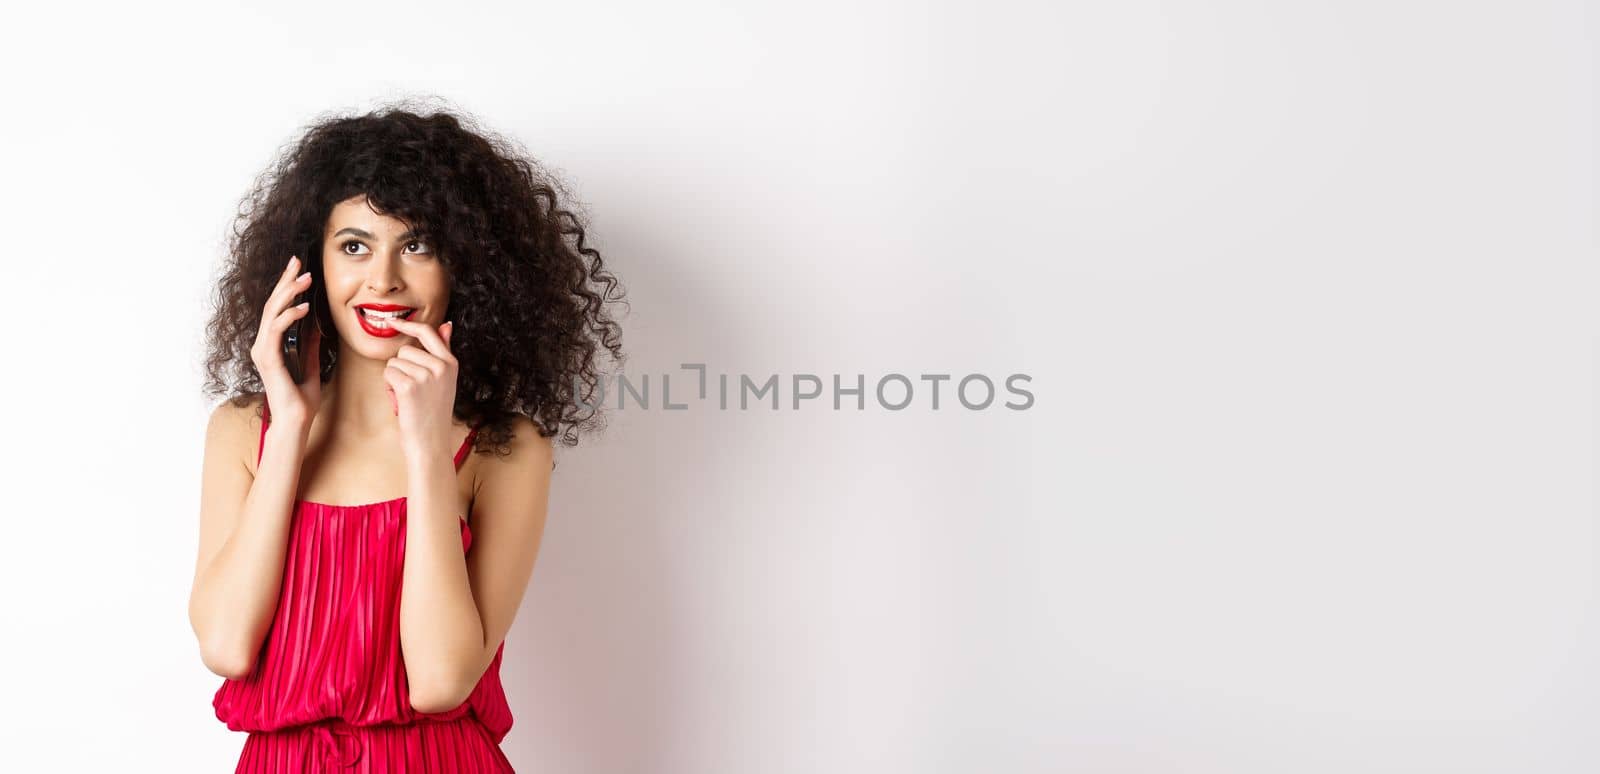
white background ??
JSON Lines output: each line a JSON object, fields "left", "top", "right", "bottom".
{"left": 0, "top": 1, "right": 1594, "bottom": 772}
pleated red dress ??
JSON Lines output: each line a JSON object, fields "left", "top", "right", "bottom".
{"left": 213, "top": 398, "right": 515, "bottom": 772}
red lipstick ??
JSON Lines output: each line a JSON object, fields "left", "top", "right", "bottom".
{"left": 354, "top": 303, "right": 416, "bottom": 339}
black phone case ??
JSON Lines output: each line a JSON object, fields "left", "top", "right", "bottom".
{"left": 282, "top": 245, "right": 324, "bottom": 384}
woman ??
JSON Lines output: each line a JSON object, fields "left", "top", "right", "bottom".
{"left": 189, "top": 103, "right": 626, "bottom": 772}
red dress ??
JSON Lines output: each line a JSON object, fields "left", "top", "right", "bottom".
{"left": 213, "top": 398, "right": 515, "bottom": 772}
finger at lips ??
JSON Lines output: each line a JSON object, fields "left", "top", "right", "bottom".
{"left": 383, "top": 318, "right": 452, "bottom": 357}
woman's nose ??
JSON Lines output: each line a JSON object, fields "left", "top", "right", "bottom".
{"left": 366, "top": 257, "right": 403, "bottom": 294}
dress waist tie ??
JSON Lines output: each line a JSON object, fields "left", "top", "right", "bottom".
{"left": 298, "top": 715, "right": 469, "bottom": 771}
{"left": 305, "top": 720, "right": 363, "bottom": 770}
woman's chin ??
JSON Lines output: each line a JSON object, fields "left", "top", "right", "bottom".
{"left": 336, "top": 334, "right": 407, "bottom": 361}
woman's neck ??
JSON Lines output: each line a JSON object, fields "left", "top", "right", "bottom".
{"left": 323, "top": 349, "right": 402, "bottom": 436}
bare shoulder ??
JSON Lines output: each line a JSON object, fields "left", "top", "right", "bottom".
{"left": 483, "top": 415, "right": 555, "bottom": 471}
{"left": 474, "top": 415, "right": 555, "bottom": 492}
{"left": 206, "top": 392, "right": 266, "bottom": 476}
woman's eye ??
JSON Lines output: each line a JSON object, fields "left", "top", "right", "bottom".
{"left": 337, "top": 239, "right": 430, "bottom": 256}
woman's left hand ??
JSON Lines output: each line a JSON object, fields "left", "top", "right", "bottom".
{"left": 381, "top": 318, "right": 460, "bottom": 466}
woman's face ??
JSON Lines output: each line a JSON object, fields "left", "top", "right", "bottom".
{"left": 319, "top": 194, "right": 450, "bottom": 361}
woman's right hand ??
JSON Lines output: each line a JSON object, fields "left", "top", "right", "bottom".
{"left": 249, "top": 255, "right": 324, "bottom": 428}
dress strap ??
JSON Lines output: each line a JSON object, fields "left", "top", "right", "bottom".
{"left": 453, "top": 424, "right": 480, "bottom": 470}
{"left": 256, "top": 396, "right": 271, "bottom": 469}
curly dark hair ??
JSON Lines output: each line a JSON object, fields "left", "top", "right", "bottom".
{"left": 201, "top": 99, "right": 628, "bottom": 460}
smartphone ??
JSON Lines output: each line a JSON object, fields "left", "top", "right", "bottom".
{"left": 282, "top": 244, "right": 325, "bottom": 384}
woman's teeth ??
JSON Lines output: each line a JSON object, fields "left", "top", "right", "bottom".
{"left": 359, "top": 308, "right": 415, "bottom": 328}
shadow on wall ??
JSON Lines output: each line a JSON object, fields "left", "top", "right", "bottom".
{"left": 496, "top": 191, "right": 744, "bottom": 773}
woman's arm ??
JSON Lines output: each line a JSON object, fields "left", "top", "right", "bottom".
{"left": 187, "top": 399, "right": 308, "bottom": 679}
{"left": 399, "top": 415, "right": 553, "bottom": 712}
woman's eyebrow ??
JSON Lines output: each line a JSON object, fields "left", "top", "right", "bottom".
{"left": 331, "top": 227, "right": 422, "bottom": 240}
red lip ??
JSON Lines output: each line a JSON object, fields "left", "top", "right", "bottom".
{"left": 354, "top": 304, "right": 415, "bottom": 338}
{"left": 356, "top": 309, "right": 402, "bottom": 338}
